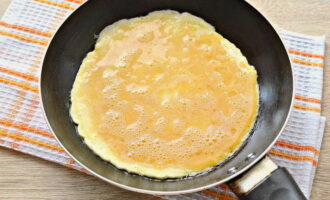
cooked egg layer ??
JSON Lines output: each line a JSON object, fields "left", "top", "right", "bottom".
{"left": 71, "top": 10, "right": 258, "bottom": 178}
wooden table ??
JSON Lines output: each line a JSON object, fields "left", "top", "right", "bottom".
{"left": 0, "top": 0, "right": 329, "bottom": 199}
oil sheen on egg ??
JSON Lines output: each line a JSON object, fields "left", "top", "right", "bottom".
{"left": 70, "top": 10, "right": 259, "bottom": 178}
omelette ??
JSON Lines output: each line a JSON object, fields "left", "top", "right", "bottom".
{"left": 70, "top": 10, "right": 258, "bottom": 178}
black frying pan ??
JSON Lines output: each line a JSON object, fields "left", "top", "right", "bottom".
{"left": 40, "top": 0, "right": 303, "bottom": 199}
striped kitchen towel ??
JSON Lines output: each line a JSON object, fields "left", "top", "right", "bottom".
{"left": 0, "top": 0, "right": 326, "bottom": 199}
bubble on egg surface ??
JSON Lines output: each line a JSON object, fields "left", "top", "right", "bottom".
{"left": 133, "top": 104, "right": 144, "bottom": 112}
{"left": 137, "top": 31, "right": 154, "bottom": 42}
{"left": 103, "top": 69, "right": 118, "bottom": 78}
{"left": 145, "top": 60, "right": 153, "bottom": 65}
{"left": 160, "top": 98, "right": 170, "bottom": 108}
{"left": 183, "top": 35, "right": 190, "bottom": 42}
{"left": 172, "top": 119, "right": 185, "bottom": 130}
{"left": 154, "top": 73, "right": 164, "bottom": 81}
{"left": 114, "top": 59, "right": 127, "bottom": 68}
{"left": 155, "top": 117, "right": 167, "bottom": 126}
{"left": 182, "top": 58, "right": 190, "bottom": 63}
{"left": 199, "top": 44, "right": 212, "bottom": 51}
{"left": 126, "top": 83, "right": 149, "bottom": 94}
{"left": 106, "top": 109, "right": 121, "bottom": 120}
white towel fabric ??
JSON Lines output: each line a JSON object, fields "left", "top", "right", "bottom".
{"left": 0, "top": 1, "right": 326, "bottom": 199}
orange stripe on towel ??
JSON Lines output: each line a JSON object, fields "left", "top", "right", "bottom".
{"left": 293, "top": 104, "right": 321, "bottom": 113}
{"left": 275, "top": 141, "right": 320, "bottom": 155}
{"left": 200, "top": 189, "right": 238, "bottom": 200}
{"left": 0, "top": 67, "right": 38, "bottom": 82}
{"left": 0, "top": 77, "right": 38, "bottom": 93}
{"left": 5, "top": 90, "right": 25, "bottom": 118}
{"left": 0, "top": 120, "right": 54, "bottom": 139}
{"left": 292, "top": 58, "right": 324, "bottom": 68}
{"left": 79, "top": 168, "right": 89, "bottom": 174}
{"left": 66, "top": 158, "right": 76, "bottom": 165}
{"left": 31, "top": 0, "right": 75, "bottom": 10}
{"left": 0, "top": 21, "right": 52, "bottom": 37}
{"left": 295, "top": 95, "right": 321, "bottom": 104}
{"left": 269, "top": 150, "right": 317, "bottom": 166}
{"left": 65, "top": 0, "right": 83, "bottom": 4}
{"left": 0, "top": 129, "right": 64, "bottom": 153}
{"left": 0, "top": 30, "right": 48, "bottom": 46}
{"left": 288, "top": 49, "right": 324, "bottom": 59}
{"left": 21, "top": 94, "right": 40, "bottom": 124}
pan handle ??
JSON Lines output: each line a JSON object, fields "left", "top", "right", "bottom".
{"left": 229, "top": 157, "right": 307, "bottom": 200}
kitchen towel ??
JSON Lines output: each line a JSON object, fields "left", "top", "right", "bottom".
{"left": 0, "top": 0, "right": 326, "bottom": 199}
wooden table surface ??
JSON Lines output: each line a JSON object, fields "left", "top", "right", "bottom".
{"left": 0, "top": 0, "right": 329, "bottom": 199}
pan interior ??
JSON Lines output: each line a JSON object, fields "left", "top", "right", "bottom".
{"left": 41, "top": 0, "right": 293, "bottom": 193}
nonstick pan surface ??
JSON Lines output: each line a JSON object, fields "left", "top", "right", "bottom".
{"left": 40, "top": 0, "right": 293, "bottom": 195}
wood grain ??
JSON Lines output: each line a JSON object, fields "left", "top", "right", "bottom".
{"left": 0, "top": 0, "right": 329, "bottom": 199}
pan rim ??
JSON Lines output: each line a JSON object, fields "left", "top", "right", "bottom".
{"left": 38, "top": 0, "right": 295, "bottom": 195}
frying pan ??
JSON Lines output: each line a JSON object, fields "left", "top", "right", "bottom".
{"left": 40, "top": 0, "right": 304, "bottom": 199}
